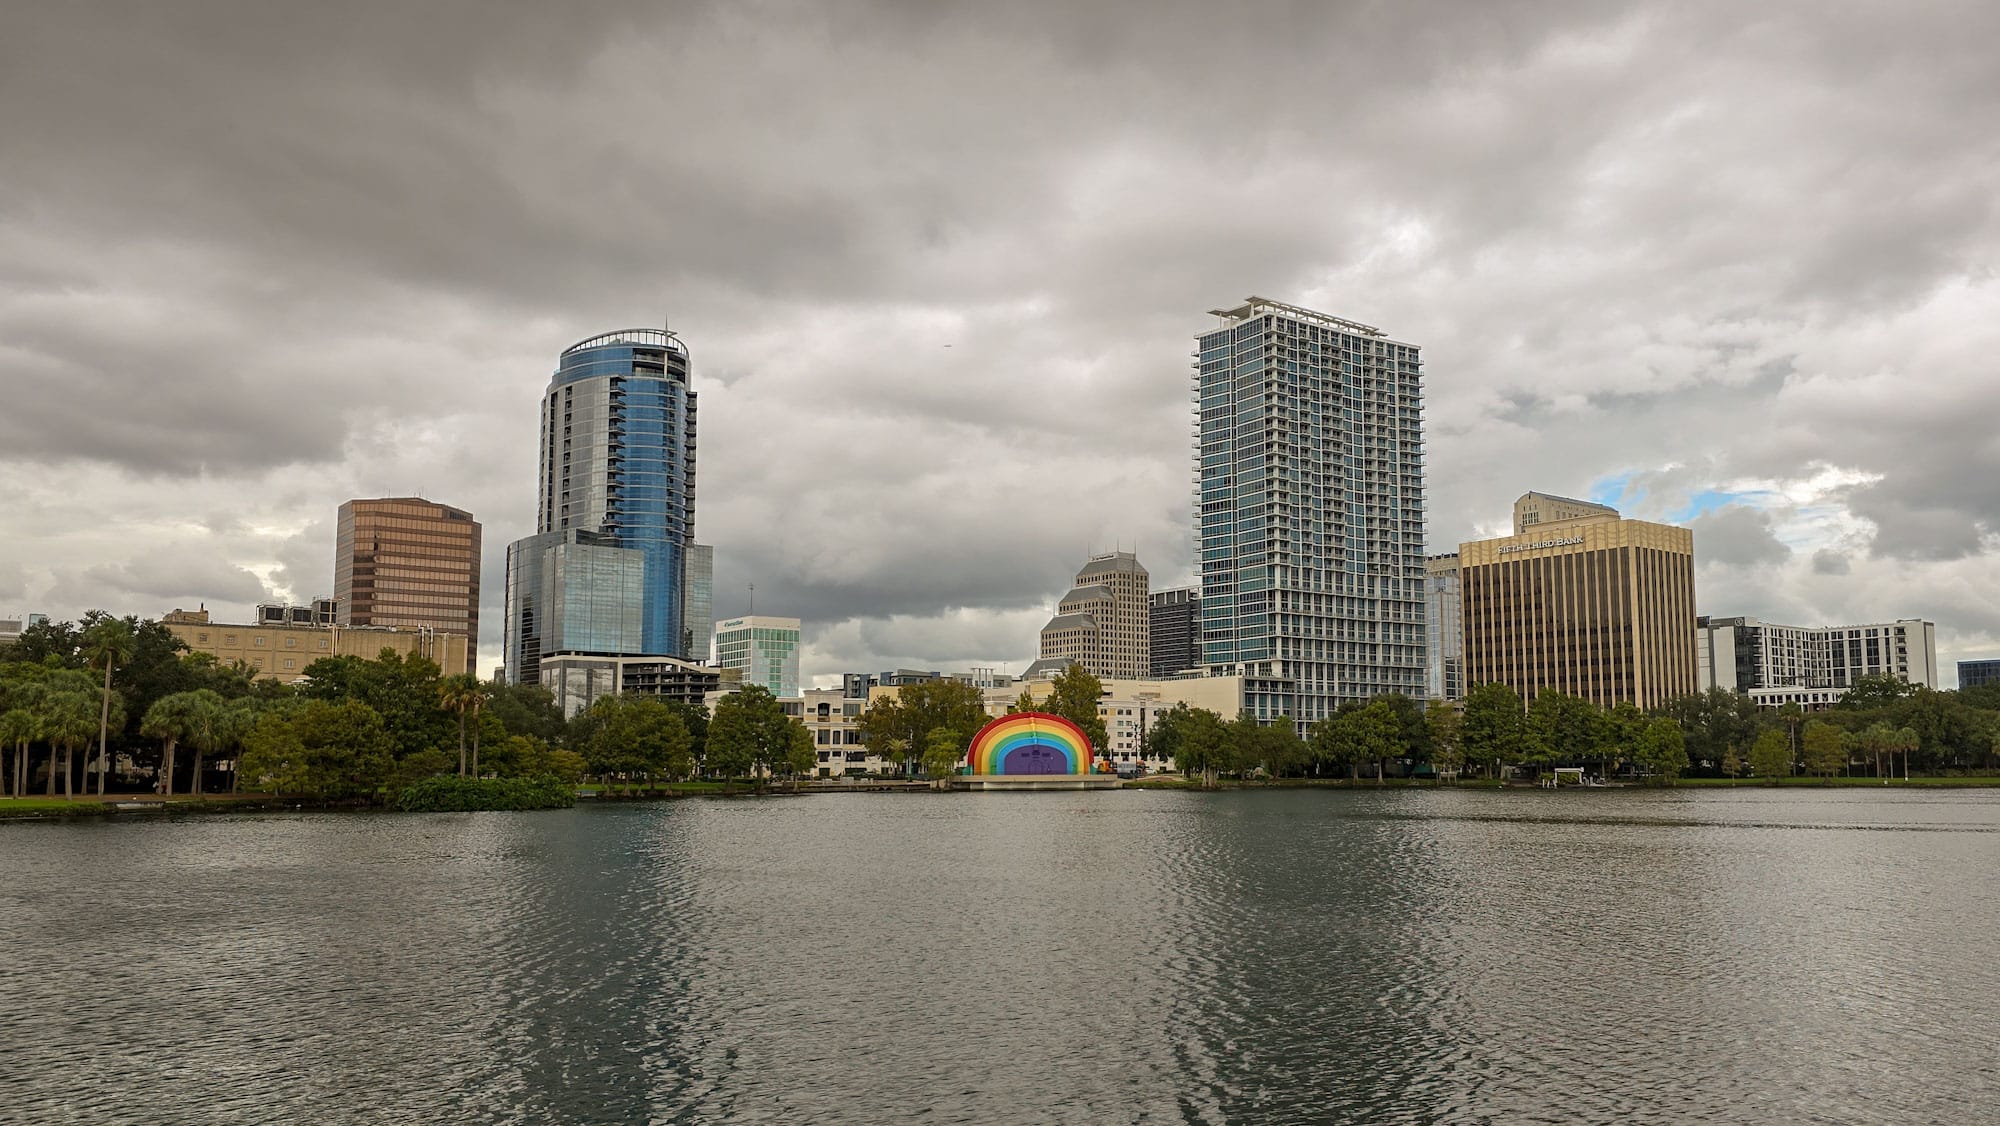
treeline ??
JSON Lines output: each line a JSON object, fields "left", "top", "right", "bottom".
{"left": 0, "top": 612, "right": 821, "bottom": 802}
{"left": 1143, "top": 673, "right": 2000, "bottom": 787}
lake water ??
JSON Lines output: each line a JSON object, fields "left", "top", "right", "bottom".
{"left": 4, "top": 788, "right": 1997, "bottom": 1124}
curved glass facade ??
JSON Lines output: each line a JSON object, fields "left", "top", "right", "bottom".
{"left": 506, "top": 329, "right": 698, "bottom": 683}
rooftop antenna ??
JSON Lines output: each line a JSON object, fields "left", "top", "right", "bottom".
{"left": 748, "top": 581, "right": 755, "bottom": 616}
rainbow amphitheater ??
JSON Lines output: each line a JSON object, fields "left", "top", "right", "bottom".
{"left": 955, "top": 712, "right": 1121, "bottom": 791}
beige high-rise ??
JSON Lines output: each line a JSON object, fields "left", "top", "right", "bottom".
{"left": 1460, "top": 502, "right": 1697, "bottom": 710}
{"left": 1512, "top": 491, "right": 1618, "bottom": 535}
{"left": 1028, "top": 551, "right": 1150, "bottom": 681}
{"left": 335, "top": 498, "right": 482, "bottom": 648}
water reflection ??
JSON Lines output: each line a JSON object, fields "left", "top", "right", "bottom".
{"left": 2, "top": 788, "right": 1996, "bottom": 1123}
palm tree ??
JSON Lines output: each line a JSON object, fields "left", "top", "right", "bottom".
{"left": 0, "top": 708, "right": 36, "bottom": 797}
{"left": 437, "top": 675, "right": 482, "bottom": 776}
{"left": 41, "top": 690, "right": 100, "bottom": 799}
{"left": 82, "top": 618, "right": 136, "bottom": 796}
{"left": 182, "top": 692, "right": 240, "bottom": 797}
{"left": 142, "top": 691, "right": 221, "bottom": 797}
{"left": 1894, "top": 726, "right": 1920, "bottom": 781}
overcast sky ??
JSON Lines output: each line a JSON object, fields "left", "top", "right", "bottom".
{"left": 4, "top": 0, "right": 1997, "bottom": 686}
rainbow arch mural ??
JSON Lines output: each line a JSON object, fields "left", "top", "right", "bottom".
{"left": 966, "top": 712, "right": 1095, "bottom": 776}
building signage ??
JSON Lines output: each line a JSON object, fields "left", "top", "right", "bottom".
{"left": 1499, "top": 536, "right": 1584, "bottom": 554}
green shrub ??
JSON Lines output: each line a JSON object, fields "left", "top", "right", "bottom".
{"left": 393, "top": 773, "right": 576, "bottom": 813}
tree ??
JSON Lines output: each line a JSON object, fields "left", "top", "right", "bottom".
{"left": 857, "top": 679, "right": 989, "bottom": 777}
{"left": 1039, "top": 664, "right": 1109, "bottom": 756}
{"left": 705, "top": 685, "right": 793, "bottom": 782}
{"left": 1636, "top": 717, "right": 1689, "bottom": 784}
{"left": 237, "top": 698, "right": 394, "bottom": 799}
{"left": 1525, "top": 691, "right": 1606, "bottom": 774}
{"left": 1425, "top": 702, "right": 1463, "bottom": 782}
{"left": 1892, "top": 725, "right": 1920, "bottom": 781}
{"left": 1172, "top": 706, "right": 1232, "bottom": 788}
{"left": 1459, "top": 682, "right": 1524, "bottom": 776}
{"left": 1837, "top": 674, "right": 1918, "bottom": 711}
{"left": 437, "top": 674, "right": 483, "bottom": 776}
{"left": 82, "top": 616, "right": 136, "bottom": 794}
{"left": 484, "top": 682, "right": 566, "bottom": 743}
{"left": 1801, "top": 720, "right": 1849, "bottom": 780}
{"left": 140, "top": 690, "right": 223, "bottom": 796}
{"left": 580, "top": 695, "right": 694, "bottom": 781}
{"left": 920, "top": 728, "right": 964, "bottom": 786}
{"left": 1748, "top": 728, "right": 1791, "bottom": 782}
{"left": 1350, "top": 700, "right": 1404, "bottom": 784}
{"left": 0, "top": 708, "right": 37, "bottom": 797}
{"left": 785, "top": 723, "right": 819, "bottom": 786}
{"left": 1232, "top": 712, "right": 1303, "bottom": 778}
{"left": 1657, "top": 687, "right": 1758, "bottom": 774}
{"left": 1379, "top": 693, "right": 1431, "bottom": 771}
{"left": 40, "top": 688, "right": 102, "bottom": 798}
{"left": 1720, "top": 743, "right": 1742, "bottom": 782}
{"left": 1145, "top": 703, "right": 1195, "bottom": 774}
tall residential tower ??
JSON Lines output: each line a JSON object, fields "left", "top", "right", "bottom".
{"left": 504, "top": 329, "right": 698, "bottom": 685}
{"left": 1194, "top": 298, "right": 1427, "bottom": 723}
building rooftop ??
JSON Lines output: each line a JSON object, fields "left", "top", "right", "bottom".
{"left": 1206, "top": 296, "right": 1386, "bottom": 338}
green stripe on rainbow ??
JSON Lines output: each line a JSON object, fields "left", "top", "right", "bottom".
{"left": 966, "top": 712, "right": 1093, "bottom": 775}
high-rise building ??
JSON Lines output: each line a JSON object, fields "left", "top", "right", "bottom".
{"left": 1459, "top": 498, "right": 1697, "bottom": 710}
{"left": 504, "top": 328, "right": 698, "bottom": 685}
{"left": 1699, "top": 616, "right": 1939, "bottom": 708}
{"left": 1512, "top": 491, "right": 1617, "bottom": 535}
{"left": 1027, "top": 551, "right": 1150, "bottom": 680}
{"left": 334, "top": 498, "right": 481, "bottom": 647}
{"left": 1194, "top": 297, "right": 1427, "bottom": 723}
{"left": 1148, "top": 587, "right": 1201, "bottom": 678}
{"left": 1424, "top": 554, "right": 1463, "bottom": 701}
{"left": 715, "top": 615, "right": 800, "bottom": 698}
{"left": 1959, "top": 659, "right": 2000, "bottom": 690}
{"left": 683, "top": 543, "right": 713, "bottom": 664}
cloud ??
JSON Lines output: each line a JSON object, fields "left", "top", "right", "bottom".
{"left": 3, "top": 0, "right": 2000, "bottom": 680}
{"left": 1689, "top": 506, "right": 1790, "bottom": 567}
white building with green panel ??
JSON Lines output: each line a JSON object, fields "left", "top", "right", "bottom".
{"left": 715, "top": 614, "right": 801, "bottom": 698}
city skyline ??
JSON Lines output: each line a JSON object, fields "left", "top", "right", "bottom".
{"left": 5, "top": 2, "right": 1999, "bottom": 684}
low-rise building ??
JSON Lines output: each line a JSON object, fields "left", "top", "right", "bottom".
{"left": 540, "top": 652, "right": 721, "bottom": 719}
{"left": 790, "top": 687, "right": 885, "bottom": 777}
{"left": 1960, "top": 659, "right": 2000, "bottom": 690}
{"left": 162, "top": 606, "right": 471, "bottom": 681}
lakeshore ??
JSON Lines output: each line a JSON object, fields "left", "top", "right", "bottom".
{"left": 12, "top": 772, "right": 2000, "bottom": 821}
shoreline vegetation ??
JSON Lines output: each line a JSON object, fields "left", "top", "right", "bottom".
{"left": 8, "top": 611, "right": 2000, "bottom": 823}
{"left": 10, "top": 772, "right": 2000, "bottom": 821}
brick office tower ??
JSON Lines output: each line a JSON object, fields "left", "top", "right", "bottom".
{"left": 334, "top": 498, "right": 482, "bottom": 662}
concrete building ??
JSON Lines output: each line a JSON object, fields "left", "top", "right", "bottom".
{"left": 683, "top": 543, "right": 713, "bottom": 663}
{"left": 1699, "top": 616, "right": 1939, "bottom": 708}
{"left": 1459, "top": 500, "right": 1697, "bottom": 710}
{"left": 793, "top": 687, "right": 883, "bottom": 777}
{"left": 539, "top": 652, "right": 721, "bottom": 719}
{"left": 1959, "top": 659, "right": 2000, "bottom": 690}
{"left": 505, "top": 328, "right": 700, "bottom": 685}
{"left": 1424, "top": 553, "right": 1463, "bottom": 702}
{"left": 1029, "top": 551, "right": 1150, "bottom": 680}
{"left": 1512, "top": 491, "right": 1618, "bottom": 535}
{"left": 162, "top": 606, "right": 471, "bottom": 681}
{"left": 1149, "top": 588, "right": 1201, "bottom": 678}
{"left": 1195, "top": 297, "right": 1427, "bottom": 723}
{"left": 715, "top": 615, "right": 801, "bottom": 698}
{"left": 0, "top": 613, "right": 47, "bottom": 651}
{"left": 334, "top": 498, "right": 482, "bottom": 648}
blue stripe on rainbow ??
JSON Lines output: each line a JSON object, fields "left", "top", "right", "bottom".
{"left": 966, "top": 712, "right": 1094, "bottom": 775}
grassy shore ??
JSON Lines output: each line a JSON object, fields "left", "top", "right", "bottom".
{"left": 1672, "top": 775, "right": 2000, "bottom": 788}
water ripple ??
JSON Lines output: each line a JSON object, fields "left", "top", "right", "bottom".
{"left": 2, "top": 788, "right": 1996, "bottom": 1123}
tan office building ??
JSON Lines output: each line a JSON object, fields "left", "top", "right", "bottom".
{"left": 1460, "top": 505, "right": 1697, "bottom": 710}
{"left": 1026, "top": 551, "right": 1150, "bottom": 681}
{"left": 162, "top": 607, "right": 472, "bottom": 681}
{"left": 335, "top": 498, "right": 481, "bottom": 646}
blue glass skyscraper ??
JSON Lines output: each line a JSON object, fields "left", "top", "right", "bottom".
{"left": 505, "top": 328, "right": 698, "bottom": 685}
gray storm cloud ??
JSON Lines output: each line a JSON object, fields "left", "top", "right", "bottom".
{"left": 4, "top": 0, "right": 1999, "bottom": 680}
